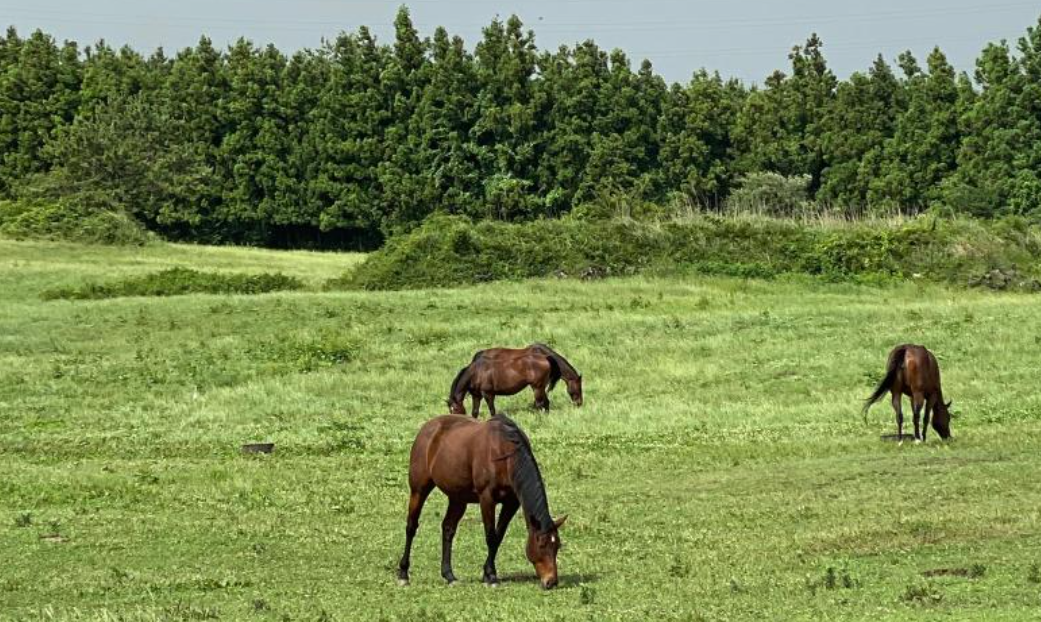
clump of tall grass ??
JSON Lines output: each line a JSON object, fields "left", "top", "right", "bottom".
{"left": 42, "top": 268, "right": 304, "bottom": 300}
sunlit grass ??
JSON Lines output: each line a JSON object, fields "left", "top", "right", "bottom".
{"left": 1, "top": 240, "right": 1040, "bottom": 621}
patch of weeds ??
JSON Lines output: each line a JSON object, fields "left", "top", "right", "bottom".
{"left": 164, "top": 602, "right": 221, "bottom": 620}
{"left": 109, "top": 567, "right": 134, "bottom": 584}
{"left": 317, "top": 421, "right": 367, "bottom": 453}
{"left": 806, "top": 566, "right": 858, "bottom": 594}
{"left": 13, "top": 512, "right": 32, "bottom": 528}
{"left": 968, "top": 563, "right": 987, "bottom": 578}
{"left": 42, "top": 268, "right": 304, "bottom": 300}
{"left": 1027, "top": 563, "right": 1040, "bottom": 584}
{"left": 283, "top": 332, "right": 359, "bottom": 372}
{"left": 729, "top": 577, "right": 746, "bottom": 594}
{"left": 252, "top": 598, "right": 270, "bottom": 613}
{"left": 579, "top": 584, "right": 596, "bottom": 605}
{"left": 902, "top": 581, "right": 943, "bottom": 606}
{"left": 668, "top": 555, "right": 691, "bottom": 579}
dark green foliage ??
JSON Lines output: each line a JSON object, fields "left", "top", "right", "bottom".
{"left": 42, "top": 268, "right": 303, "bottom": 300}
{"left": 339, "top": 214, "right": 1041, "bottom": 290}
{"left": 3, "top": 13, "right": 1041, "bottom": 247}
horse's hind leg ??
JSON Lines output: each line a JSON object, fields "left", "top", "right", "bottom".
{"left": 440, "top": 499, "right": 467, "bottom": 584}
{"left": 891, "top": 391, "right": 904, "bottom": 440}
{"left": 397, "top": 481, "right": 434, "bottom": 585}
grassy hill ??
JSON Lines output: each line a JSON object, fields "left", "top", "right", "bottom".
{"left": 1, "top": 239, "right": 1040, "bottom": 621}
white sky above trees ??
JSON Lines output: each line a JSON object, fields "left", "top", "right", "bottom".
{"left": 2, "top": 0, "right": 1038, "bottom": 83}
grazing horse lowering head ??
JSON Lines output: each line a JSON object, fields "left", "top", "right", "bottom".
{"left": 932, "top": 400, "right": 952, "bottom": 439}
{"left": 565, "top": 375, "right": 583, "bottom": 407}
{"left": 526, "top": 515, "right": 567, "bottom": 589}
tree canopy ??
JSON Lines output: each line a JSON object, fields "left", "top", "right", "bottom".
{"left": 2, "top": 9, "right": 1040, "bottom": 247}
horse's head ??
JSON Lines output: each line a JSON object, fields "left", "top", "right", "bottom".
{"left": 526, "top": 515, "right": 567, "bottom": 589}
{"left": 566, "top": 376, "right": 583, "bottom": 407}
{"left": 447, "top": 398, "right": 467, "bottom": 415}
{"left": 933, "top": 400, "right": 953, "bottom": 439}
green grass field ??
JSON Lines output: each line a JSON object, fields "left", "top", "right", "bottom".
{"left": 2, "top": 239, "right": 1040, "bottom": 621}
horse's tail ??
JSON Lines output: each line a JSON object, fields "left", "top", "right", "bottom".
{"left": 448, "top": 364, "right": 472, "bottom": 407}
{"left": 546, "top": 355, "right": 562, "bottom": 391}
{"left": 863, "top": 345, "right": 907, "bottom": 423}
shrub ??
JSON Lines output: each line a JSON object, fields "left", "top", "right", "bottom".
{"left": 726, "top": 173, "right": 812, "bottom": 217}
{"left": 42, "top": 268, "right": 304, "bottom": 300}
{"left": 0, "top": 198, "right": 152, "bottom": 246}
{"left": 337, "top": 213, "right": 1041, "bottom": 291}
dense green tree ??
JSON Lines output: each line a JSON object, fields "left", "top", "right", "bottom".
{"left": 733, "top": 34, "right": 836, "bottom": 191}
{"left": 0, "top": 30, "right": 81, "bottom": 195}
{"left": 216, "top": 40, "right": 288, "bottom": 240}
{"left": 659, "top": 70, "right": 744, "bottom": 207}
{"left": 2, "top": 13, "right": 1041, "bottom": 245}
{"left": 819, "top": 55, "right": 903, "bottom": 208}
{"left": 869, "top": 48, "right": 961, "bottom": 211}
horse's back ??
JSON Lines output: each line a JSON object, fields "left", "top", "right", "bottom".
{"left": 900, "top": 345, "right": 941, "bottom": 394}
{"left": 409, "top": 415, "right": 490, "bottom": 495}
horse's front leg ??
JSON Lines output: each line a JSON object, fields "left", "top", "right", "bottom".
{"left": 922, "top": 398, "right": 932, "bottom": 443}
{"left": 911, "top": 393, "right": 924, "bottom": 442}
{"left": 479, "top": 495, "right": 503, "bottom": 585}
{"left": 471, "top": 392, "right": 482, "bottom": 418}
{"left": 440, "top": 499, "right": 467, "bottom": 584}
{"left": 484, "top": 393, "right": 497, "bottom": 418}
{"left": 532, "top": 385, "right": 550, "bottom": 411}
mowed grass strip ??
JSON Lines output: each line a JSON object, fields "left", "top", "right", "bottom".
{"left": 1, "top": 240, "right": 1040, "bottom": 621}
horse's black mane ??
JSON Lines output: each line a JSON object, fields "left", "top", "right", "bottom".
{"left": 494, "top": 414, "right": 554, "bottom": 532}
{"left": 448, "top": 364, "right": 471, "bottom": 405}
{"left": 529, "top": 343, "right": 580, "bottom": 383}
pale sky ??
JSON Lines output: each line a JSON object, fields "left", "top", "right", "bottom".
{"left": 2, "top": 0, "right": 1039, "bottom": 83}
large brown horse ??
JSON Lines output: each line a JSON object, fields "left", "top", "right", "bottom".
{"left": 864, "top": 344, "right": 952, "bottom": 441}
{"left": 447, "top": 343, "right": 583, "bottom": 417}
{"left": 397, "top": 414, "right": 567, "bottom": 589}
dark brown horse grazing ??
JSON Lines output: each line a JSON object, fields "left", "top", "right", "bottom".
{"left": 863, "top": 344, "right": 952, "bottom": 441}
{"left": 447, "top": 343, "right": 583, "bottom": 417}
{"left": 397, "top": 414, "right": 567, "bottom": 589}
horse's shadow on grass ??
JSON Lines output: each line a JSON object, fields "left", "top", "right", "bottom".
{"left": 496, "top": 572, "right": 601, "bottom": 589}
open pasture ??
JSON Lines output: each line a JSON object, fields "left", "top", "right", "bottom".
{"left": 1, "top": 239, "right": 1040, "bottom": 621}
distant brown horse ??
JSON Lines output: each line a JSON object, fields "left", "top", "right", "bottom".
{"left": 863, "top": 344, "right": 952, "bottom": 441}
{"left": 448, "top": 343, "right": 583, "bottom": 417}
{"left": 397, "top": 414, "right": 567, "bottom": 589}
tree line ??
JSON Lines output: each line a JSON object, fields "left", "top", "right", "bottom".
{"left": 1, "top": 8, "right": 1040, "bottom": 248}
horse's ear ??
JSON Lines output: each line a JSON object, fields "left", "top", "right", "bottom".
{"left": 553, "top": 515, "right": 568, "bottom": 530}
{"left": 945, "top": 400, "right": 952, "bottom": 410}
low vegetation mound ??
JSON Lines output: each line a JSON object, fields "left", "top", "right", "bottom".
{"left": 0, "top": 199, "right": 153, "bottom": 246}
{"left": 339, "top": 215, "right": 1041, "bottom": 291}
{"left": 43, "top": 268, "right": 304, "bottom": 300}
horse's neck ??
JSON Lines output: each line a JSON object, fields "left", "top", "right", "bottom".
{"left": 552, "top": 354, "right": 578, "bottom": 380}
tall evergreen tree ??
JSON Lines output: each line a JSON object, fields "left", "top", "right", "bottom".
{"left": 819, "top": 55, "right": 903, "bottom": 208}
{"left": 0, "top": 30, "right": 81, "bottom": 195}
{"left": 869, "top": 48, "right": 961, "bottom": 211}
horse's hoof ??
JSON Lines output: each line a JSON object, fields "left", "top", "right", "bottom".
{"left": 485, "top": 581, "right": 499, "bottom": 588}
{"left": 397, "top": 578, "right": 409, "bottom": 587}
